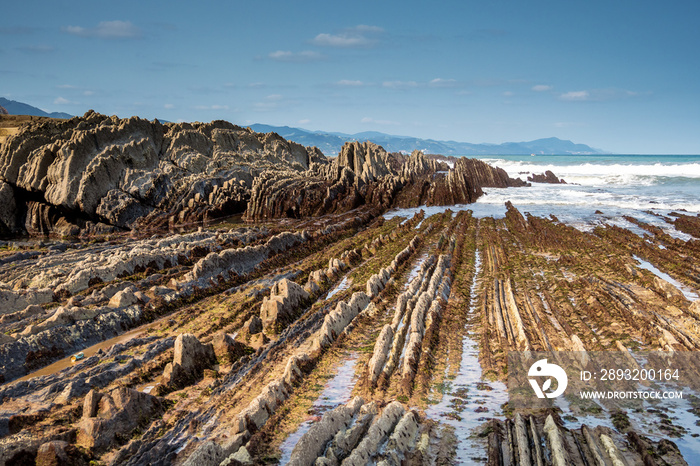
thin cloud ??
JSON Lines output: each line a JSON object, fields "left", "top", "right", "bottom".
{"left": 532, "top": 84, "right": 553, "bottom": 92}
{"left": 252, "top": 94, "right": 297, "bottom": 112}
{"left": 297, "top": 119, "right": 311, "bottom": 125}
{"left": 311, "top": 25, "right": 384, "bottom": 48}
{"left": 336, "top": 80, "right": 365, "bottom": 87}
{"left": 53, "top": 97, "right": 74, "bottom": 105}
{"left": 382, "top": 78, "right": 465, "bottom": 90}
{"left": 428, "top": 78, "right": 460, "bottom": 88}
{"left": 558, "top": 88, "right": 644, "bottom": 102}
{"left": 268, "top": 50, "right": 325, "bottom": 62}
{"left": 63, "top": 20, "right": 143, "bottom": 39}
{"left": 559, "top": 90, "right": 590, "bottom": 101}
{"left": 383, "top": 80, "right": 419, "bottom": 90}
{"left": 164, "top": 104, "right": 175, "bottom": 109}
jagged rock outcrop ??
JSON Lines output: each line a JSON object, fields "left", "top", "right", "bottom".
{"left": 336, "top": 141, "right": 394, "bottom": 183}
{"left": 0, "top": 105, "right": 8, "bottom": 115}
{"left": 528, "top": 170, "right": 566, "bottom": 184}
{"left": 0, "top": 112, "right": 533, "bottom": 234}
{"left": 0, "top": 112, "right": 327, "bottom": 235}
{"left": 161, "top": 333, "right": 215, "bottom": 389}
{"left": 77, "top": 387, "right": 162, "bottom": 453}
{"left": 260, "top": 278, "right": 309, "bottom": 332}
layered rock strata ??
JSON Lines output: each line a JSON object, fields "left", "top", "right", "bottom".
{"left": 0, "top": 113, "right": 528, "bottom": 236}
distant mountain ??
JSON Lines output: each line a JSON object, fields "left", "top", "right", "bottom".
{"left": 250, "top": 124, "right": 604, "bottom": 156}
{"left": 0, "top": 98, "right": 73, "bottom": 119}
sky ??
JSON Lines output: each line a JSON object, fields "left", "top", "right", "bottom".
{"left": 1, "top": 0, "right": 699, "bottom": 154}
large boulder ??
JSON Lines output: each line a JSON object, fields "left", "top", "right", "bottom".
{"left": 77, "top": 387, "right": 162, "bottom": 453}
{"left": 162, "top": 333, "right": 216, "bottom": 389}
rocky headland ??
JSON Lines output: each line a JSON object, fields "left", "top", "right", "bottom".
{"left": 0, "top": 112, "right": 698, "bottom": 465}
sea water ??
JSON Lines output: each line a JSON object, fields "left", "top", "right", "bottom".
{"left": 385, "top": 154, "right": 700, "bottom": 237}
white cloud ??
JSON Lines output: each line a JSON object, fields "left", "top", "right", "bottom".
{"left": 311, "top": 24, "right": 383, "bottom": 48}
{"left": 361, "top": 116, "right": 400, "bottom": 126}
{"left": 53, "top": 97, "right": 72, "bottom": 105}
{"left": 63, "top": 20, "right": 142, "bottom": 39}
{"left": 83, "top": 90, "right": 94, "bottom": 96}
{"left": 558, "top": 88, "right": 644, "bottom": 102}
{"left": 502, "top": 91, "right": 514, "bottom": 97}
{"left": 428, "top": 78, "right": 459, "bottom": 88}
{"left": 382, "top": 80, "right": 419, "bottom": 90}
{"left": 559, "top": 90, "right": 590, "bottom": 101}
{"left": 268, "top": 50, "right": 324, "bottom": 62}
{"left": 297, "top": 119, "right": 311, "bottom": 125}
{"left": 265, "top": 94, "right": 283, "bottom": 101}
{"left": 57, "top": 84, "right": 77, "bottom": 89}
{"left": 164, "top": 104, "right": 175, "bottom": 109}
{"left": 532, "top": 84, "right": 553, "bottom": 92}
{"left": 336, "top": 79, "right": 365, "bottom": 87}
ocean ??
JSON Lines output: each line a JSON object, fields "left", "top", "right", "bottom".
{"left": 386, "top": 154, "right": 700, "bottom": 239}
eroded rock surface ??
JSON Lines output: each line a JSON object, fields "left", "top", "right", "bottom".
{"left": 0, "top": 113, "right": 528, "bottom": 236}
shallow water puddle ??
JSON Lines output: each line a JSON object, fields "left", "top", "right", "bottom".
{"left": 278, "top": 353, "right": 359, "bottom": 465}
{"left": 326, "top": 275, "right": 351, "bottom": 300}
{"left": 426, "top": 250, "right": 508, "bottom": 464}
{"left": 14, "top": 325, "right": 150, "bottom": 383}
{"left": 633, "top": 255, "right": 699, "bottom": 300}
{"left": 405, "top": 253, "right": 429, "bottom": 287}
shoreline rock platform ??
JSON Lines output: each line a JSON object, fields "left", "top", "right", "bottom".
{"left": 0, "top": 114, "right": 698, "bottom": 465}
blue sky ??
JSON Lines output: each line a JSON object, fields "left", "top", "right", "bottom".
{"left": 1, "top": 0, "right": 699, "bottom": 154}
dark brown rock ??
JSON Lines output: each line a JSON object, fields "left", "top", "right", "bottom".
{"left": 212, "top": 332, "right": 252, "bottom": 364}
{"left": 36, "top": 440, "right": 89, "bottom": 466}
{"left": 527, "top": 170, "right": 566, "bottom": 184}
{"left": 77, "top": 387, "right": 162, "bottom": 453}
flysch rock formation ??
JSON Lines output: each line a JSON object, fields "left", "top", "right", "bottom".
{"left": 0, "top": 111, "right": 525, "bottom": 237}
{"left": 1, "top": 115, "right": 698, "bottom": 466}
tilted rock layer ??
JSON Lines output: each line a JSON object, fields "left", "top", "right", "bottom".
{"left": 0, "top": 113, "right": 526, "bottom": 235}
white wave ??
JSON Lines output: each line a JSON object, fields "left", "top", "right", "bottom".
{"left": 481, "top": 159, "right": 700, "bottom": 186}
{"left": 478, "top": 186, "right": 700, "bottom": 214}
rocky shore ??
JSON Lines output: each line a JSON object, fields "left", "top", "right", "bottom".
{"left": 0, "top": 111, "right": 524, "bottom": 237}
{"left": 0, "top": 114, "right": 698, "bottom": 465}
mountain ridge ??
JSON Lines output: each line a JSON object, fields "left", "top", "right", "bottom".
{"left": 250, "top": 123, "right": 605, "bottom": 156}
{"left": 0, "top": 97, "right": 603, "bottom": 155}
{"left": 0, "top": 97, "right": 73, "bottom": 120}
